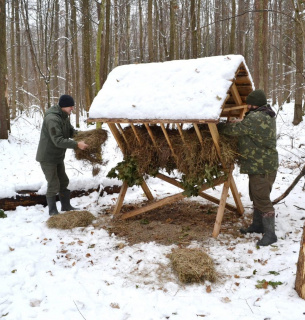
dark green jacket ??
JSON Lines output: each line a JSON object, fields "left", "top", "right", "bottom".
{"left": 36, "top": 105, "right": 78, "bottom": 164}
{"left": 220, "top": 105, "right": 278, "bottom": 174}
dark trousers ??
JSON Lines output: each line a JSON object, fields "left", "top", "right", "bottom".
{"left": 248, "top": 171, "right": 277, "bottom": 213}
{"left": 40, "top": 162, "right": 69, "bottom": 197}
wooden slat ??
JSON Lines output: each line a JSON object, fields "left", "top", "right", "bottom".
{"left": 198, "top": 191, "right": 237, "bottom": 213}
{"left": 176, "top": 123, "right": 186, "bottom": 145}
{"left": 231, "top": 83, "right": 243, "bottom": 105}
{"left": 222, "top": 105, "right": 247, "bottom": 112}
{"left": 87, "top": 118, "right": 219, "bottom": 124}
{"left": 121, "top": 193, "right": 185, "bottom": 219}
{"left": 234, "top": 75, "right": 252, "bottom": 85}
{"left": 131, "top": 124, "right": 142, "bottom": 144}
{"left": 207, "top": 123, "right": 221, "bottom": 158}
{"left": 160, "top": 123, "right": 176, "bottom": 157}
{"left": 107, "top": 123, "right": 126, "bottom": 152}
{"left": 117, "top": 123, "right": 130, "bottom": 148}
{"left": 156, "top": 173, "right": 237, "bottom": 212}
{"left": 144, "top": 123, "right": 158, "bottom": 148}
{"left": 193, "top": 123, "right": 204, "bottom": 147}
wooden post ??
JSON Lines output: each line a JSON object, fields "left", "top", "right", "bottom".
{"left": 113, "top": 181, "right": 128, "bottom": 215}
{"left": 212, "top": 170, "right": 232, "bottom": 237}
{"left": 295, "top": 225, "right": 305, "bottom": 299}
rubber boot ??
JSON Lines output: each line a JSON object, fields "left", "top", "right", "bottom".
{"left": 59, "top": 189, "right": 78, "bottom": 211}
{"left": 240, "top": 208, "right": 264, "bottom": 234}
{"left": 257, "top": 215, "right": 277, "bottom": 246}
{"left": 46, "top": 196, "right": 59, "bottom": 216}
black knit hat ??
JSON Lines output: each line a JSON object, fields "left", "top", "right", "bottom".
{"left": 246, "top": 89, "right": 267, "bottom": 107}
{"left": 59, "top": 94, "right": 75, "bottom": 108}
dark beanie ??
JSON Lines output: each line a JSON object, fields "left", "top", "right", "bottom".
{"left": 246, "top": 89, "right": 267, "bottom": 107}
{"left": 59, "top": 94, "right": 75, "bottom": 108}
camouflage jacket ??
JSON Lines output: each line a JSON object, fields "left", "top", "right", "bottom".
{"left": 220, "top": 105, "right": 278, "bottom": 174}
{"left": 36, "top": 105, "right": 78, "bottom": 164}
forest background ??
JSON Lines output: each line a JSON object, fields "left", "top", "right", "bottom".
{"left": 0, "top": 0, "right": 305, "bottom": 140}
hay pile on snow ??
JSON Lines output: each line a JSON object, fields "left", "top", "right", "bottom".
{"left": 168, "top": 248, "right": 217, "bottom": 283}
{"left": 46, "top": 210, "right": 95, "bottom": 229}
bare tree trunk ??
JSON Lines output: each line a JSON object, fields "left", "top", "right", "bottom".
{"left": 0, "top": 0, "right": 9, "bottom": 139}
{"left": 95, "top": 1, "right": 105, "bottom": 94}
{"left": 262, "top": 0, "right": 268, "bottom": 94}
{"left": 138, "top": 0, "right": 144, "bottom": 62}
{"left": 214, "top": 0, "right": 221, "bottom": 55}
{"left": 53, "top": 0, "right": 59, "bottom": 99}
{"left": 64, "top": 0, "right": 70, "bottom": 94}
{"left": 237, "top": 0, "right": 245, "bottom": 56}
{"left": 15, "top": 0, "right": 24, "bottom": 112}
{"left": 21, "top": 0, "right": 45, "bottom": 112}
{"left": 10, "top": 0, "right": 17, "bottom": 119}
{"left": 295, "top": 223, "right": 305, "bottom": 299}
{"left": 229, "top": 0, "right": 236, "bottom": 54}
{"left": 253, "top": 0, "right": 261, "bottom": 88}
{"left": 102, "top": 0, "right": 111, "bottom": 84}
{"left": 293, "top": 1, "right": 304, "bottom": 125}
{"left": 158, "top": 0, "right": 168, "bottom": 61}
{"left": 271, "top": 0, "right": 278, "bottom": 105}
{"left": 114, "top": 0, "right": 119, "bottom": 67}
{"left": 190, "top": 0, "right": 197, "bottom": 58}
{"left": 69, "top": 0, "right": 81, "bottom": 127}
{"left": 148, "top": 0, "right": 154, "bottom": 62}
{"left": 169, "top": 0, "right": 177, "bottom": 60}
{"left": 82, "top": 0, "right": 93, "bottom": 113}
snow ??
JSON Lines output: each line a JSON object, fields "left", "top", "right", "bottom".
{"left": 1, "top": 101, "right": 305, "bottom": 319}
{"left": 89, "top": 55, "right": 252, "bottom": 120}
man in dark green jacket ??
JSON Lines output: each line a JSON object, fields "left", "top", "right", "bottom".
{"left": 36, "top": 95, "right": 88, "bottom": 215}
{"left": 220, "top": 89, "right": 278, "bottom": 246}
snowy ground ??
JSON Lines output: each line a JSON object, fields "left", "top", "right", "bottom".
{"left": 1, "top": 103, "right": 305, "bottom": 320}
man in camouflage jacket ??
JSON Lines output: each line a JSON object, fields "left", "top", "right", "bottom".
{"left": 36, "top": 95, "right": 88, "bottom": 215}
{"left": 220, "top": 89, "right": 278, "bottom": 246}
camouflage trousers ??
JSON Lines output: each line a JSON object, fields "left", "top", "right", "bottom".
{"left": 40, "top": 161, "right": 69, "bottom": 197}
{"left": 248, "top": 171, "right": 277, "bottom": 214}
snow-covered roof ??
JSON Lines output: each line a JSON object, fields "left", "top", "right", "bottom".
{"left": 89, "top": 55, "right": 253, "bottom": 121}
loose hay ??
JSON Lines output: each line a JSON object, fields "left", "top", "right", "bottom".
{"left": 74, "top": 128, "right": 108, "bottom": 165}
{"left": 168, "top": 248, "right": 217, "bottom": 283}
{"left": 46, "top": 210, "right": 95, "bottom": 229}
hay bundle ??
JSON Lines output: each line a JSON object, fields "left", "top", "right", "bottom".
{"left": 74, "top": 128, "right": 108, "bottom": 165}
{"left": 46, "top": 210, "right": 95, "bottom": 229}
{"left": 168, "top": 248, "right": 217, "bottom": 283}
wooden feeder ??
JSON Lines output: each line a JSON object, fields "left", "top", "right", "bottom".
{"left": 88, "top": 55, "right": 254, "bottom": 237}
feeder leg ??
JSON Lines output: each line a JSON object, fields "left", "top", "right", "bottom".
{"left": 141, "top": 181, "right": 154, "bottom": 200}
{"left": 230, "top": 177, "right": 244, "bottom": 215}
{"left": 113, "top": 181, "right": 128, "bottom": 215}
{"left": 212, "top": 174, "right": 232, "bottom": 238}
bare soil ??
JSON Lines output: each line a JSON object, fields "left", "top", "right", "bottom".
{"left": 94, "top": 199, "right": 246, "bottom": 246}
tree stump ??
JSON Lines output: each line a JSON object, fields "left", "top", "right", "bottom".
{"left": 295, "top": 225, "right": 305, "bottom": 299}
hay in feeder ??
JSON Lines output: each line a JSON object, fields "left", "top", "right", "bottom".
{"left": 74, "top": 128, "right": 108, "bottom": 164}
{"left": 168, "top": 248, "right": 217, "bottom": 283}
{"left": 109, "top": 124, "right": 238, "bottom": 193}
{"left": 46, "top": 210, "right": 95, "bottom": 229}
{"left": 122, "top": 124, "right": 238, "bottom": 175}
